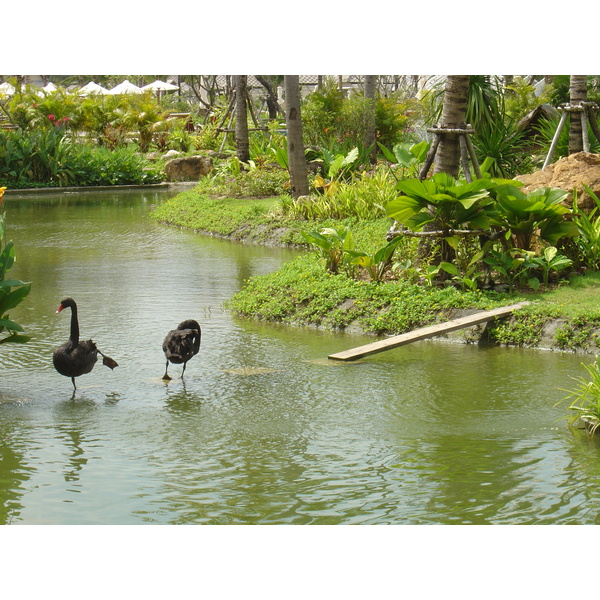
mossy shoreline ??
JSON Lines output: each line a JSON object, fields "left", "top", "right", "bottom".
{"left": 151, "top": 189, "right": 600, "bottom": 355}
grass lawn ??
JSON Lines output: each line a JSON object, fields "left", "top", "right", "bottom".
{"left": 533, "top": 272, "right": 600, "bottom": 319}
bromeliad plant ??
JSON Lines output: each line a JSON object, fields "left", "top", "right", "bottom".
{"left": 0, "top": 187, "right": 30, "bottom": 345}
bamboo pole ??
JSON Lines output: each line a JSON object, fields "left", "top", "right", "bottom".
{"left": 464, "top": 134, "right": 482, "bottom": 179}
{"left": 581, "top": 110, "right": 590, "bottom": 152}
{"left": 459, "top": 134, "right": 472, "bottom": 182}
{"left": 586, "top": 105, "right": 600, "bottom": 146}
{"left": 418, "top": 135, "right": 440, "bottom": 180}
{"left": 543, "top": 110, "right": 568, "bottom": 170}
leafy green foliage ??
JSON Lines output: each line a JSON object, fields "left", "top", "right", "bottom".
{"left": 0, "top": 128, "right": 161, "bottom": 188}
{"left": 301, "top": 226, "right": 356, "bottom": 274}
{"left": 283, "top": 167, "right": 395, "bottom": 221}
{"left": 386, "top": 173, "right": 494, "bottom": 232}
{"left": 559, "top": 357, "right": 600, "bottom": 435}
{"left": 490, "top": 185, "right": 578, "bottom": 250}
{"left": 570, "top": 186, "right": 600, "bottom": 270}
{"left": 472, "top": 119, "right": 534, "bottom": 178}
{"left": 0, "top": 188, "right": 30, "bottom": 345}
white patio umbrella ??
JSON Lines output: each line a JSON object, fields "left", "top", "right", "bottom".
{"left": 107, "top": 79, "right": 143, "bottom": 95}
{"left": 142, "top": 79, "right": 178, "bottom": 92}
{"left": 0, "top": 82, "right": 15, "bottom": 97}
{"left": 142, "top": 79, "right": 178, "bottom": 102}
{"left": 78, "top": 81, "right": 110, "bottom": 96}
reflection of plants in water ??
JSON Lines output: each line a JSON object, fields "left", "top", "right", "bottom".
{"left": 559, "top": 357, "right": 600, "bottom": 435}
{"left": 0, "top": 426, "right": 29, "bottom": 524}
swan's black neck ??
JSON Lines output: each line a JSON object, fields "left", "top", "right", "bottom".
{"left": 69, "top": 303, "right": 80, "bottom": 345}
{"left": 59, "top": 298, "right": 80, "bottom": 348}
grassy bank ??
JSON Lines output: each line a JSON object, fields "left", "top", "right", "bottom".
{"left": 151, "top": 189, "right": 600, "bottom": 352}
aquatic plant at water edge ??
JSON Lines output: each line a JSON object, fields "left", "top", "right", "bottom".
{"left": 0, "top": 187, "right": 30, "bottom": 345}
{"left": 559, "top": 357, "right": 600, "bottom": 435}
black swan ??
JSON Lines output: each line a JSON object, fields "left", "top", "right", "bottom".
{"left": 53, "top": 297, "right": 118, "bottom": 390}
{"left": 162, "top": 319, "right": 201, "bottom": 380}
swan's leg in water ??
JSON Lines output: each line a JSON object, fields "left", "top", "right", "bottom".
{"left": 162, "top": 361, "right": 172, "bottom": 381}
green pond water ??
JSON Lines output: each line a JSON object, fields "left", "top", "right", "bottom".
{"left": 1, "top": 188, "right": 600, "bottom": 525}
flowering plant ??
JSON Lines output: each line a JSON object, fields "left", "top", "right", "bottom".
{"left": 47, "top": 114, "right": 69, "bottom": 127}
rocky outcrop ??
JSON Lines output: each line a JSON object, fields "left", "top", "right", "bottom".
{"left": 516, "top": 152, "right": 600, "bottom": 209}
{"left": 165, "top": 156, "right": 213, "bottom": 182}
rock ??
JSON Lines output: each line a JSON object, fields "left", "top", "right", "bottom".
{"left": 145, "top": 151, "right": 161, "bottom": 161}
{"left": 516, "top": 152, "right": 600, "bottom": 209}
{"left": 165, "top": 156, "right": 213, "bottom": 182}
{"left": 162, "top": 150, "right": 181, "bottom": 159}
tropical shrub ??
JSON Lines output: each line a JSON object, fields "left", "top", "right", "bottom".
{"left": 283, "top": 167, "right": 395, "bottom": 221}
{"left": 195, "top": 162, "right": 290, "bottom": 198}
{"left": 490, "top": 184, "right": 579, "bottom": 251}
{"left": 472, "top": 119, "right": 535, "bottom": 178}
{"left": 0, "top": 128, "right": 162, "bottom": 188}
{"left": 302, "top": 226, "right": 356, "bottom": 274}
{"left": 570, "top": 186, "right": 600, "bottom": 270}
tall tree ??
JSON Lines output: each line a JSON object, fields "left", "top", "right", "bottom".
{"left": 434, "top": 75, "right": 470, "bottom": 176}
{"left": 234, "top": 75, "right": 250, "bottom": 164}
{"left": 255, "top": 75, "right": 284, "bottom": 120}
{"left": 284, "top": 75, "right": 309, "bottom": 198}
{"left": 364, "top": 75, "right": 377, "bottom": 163}
{"left": 569, "top": 75, "right": 587, "bottom": 154}
{"left": 425, "top": 75, "right": 471, "bottom": 271}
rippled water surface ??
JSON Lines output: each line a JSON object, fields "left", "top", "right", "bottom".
{"left": 1, "top": 188, "right": 600, "bottom": 525}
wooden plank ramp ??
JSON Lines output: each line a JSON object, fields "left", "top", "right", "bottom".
{"left": 328, "top": 301, "right": 530, "bottom": 362}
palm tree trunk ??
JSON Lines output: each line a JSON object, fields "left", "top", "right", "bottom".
{"left": 569, "top": 75, "right": 587, "bottom": 155}
{"left": 284, "top": 75, "right": 309, "bottom": 198}
{"left": 434, "top": 75, "right": 470, "bottom": 177}
{"left": 426, "top": 75, "right": 470, "bottom": 271}
{"left": 234, "top": 75, "right": 250, "bottom": 164}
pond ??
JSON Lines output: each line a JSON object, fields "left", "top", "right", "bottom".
{"left": 1, "top": 188, "right": 600, "bottom": 525}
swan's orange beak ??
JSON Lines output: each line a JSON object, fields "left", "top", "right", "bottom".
{"left": 56, "top": 304, "right": 64, "bottom": 314}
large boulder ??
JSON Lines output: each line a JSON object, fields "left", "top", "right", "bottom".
{"left": 165, "top": 156, "right": 213, "bottom": 182}
{"left": 516, "top": 152, "right": 600, "bottom": 209}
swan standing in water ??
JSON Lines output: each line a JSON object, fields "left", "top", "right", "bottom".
{"left": 162, "top": 319, "right": 201, "bottom": 380}
{"left": 53, "top": 297, "right": 118, "bottom": 390}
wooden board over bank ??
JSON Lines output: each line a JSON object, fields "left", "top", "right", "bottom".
{"left": 328, "top": 301, "right": 530, "bottom": 362}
